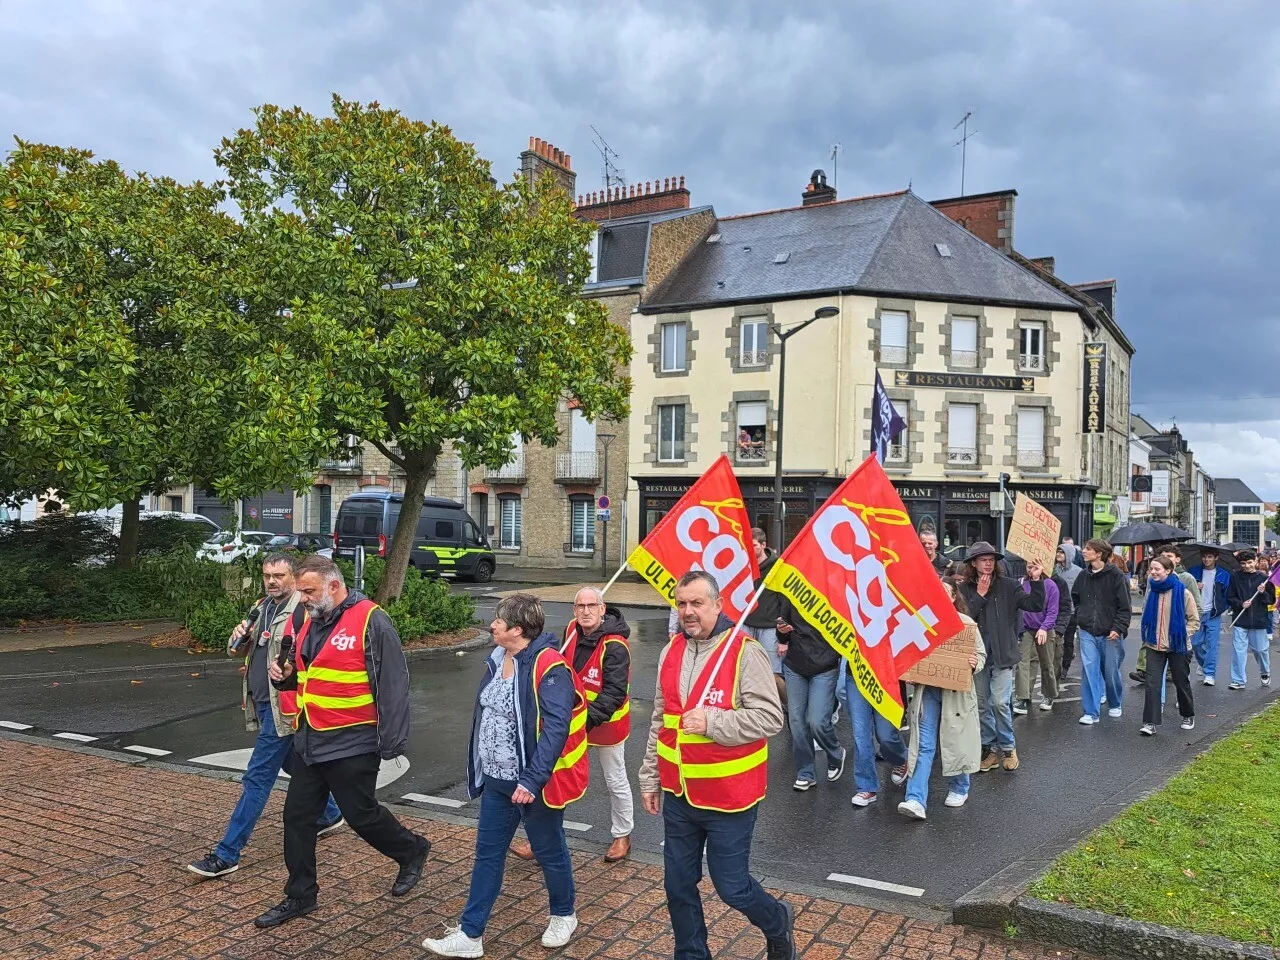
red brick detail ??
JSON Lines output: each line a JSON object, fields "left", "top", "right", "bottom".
{"left": 930, "top": 189, "right": 1017, "bottom": 252}
{"left": 576, "top": 177, "right": 690, "bottom": 222}
{"left": 469, "top": 483, "right": 491, "bottom": 495}
{"left": 491, "top": 483, "right": 523, "bottom": 495}
{"left": 564, "top": 484, "right": 598, "bottom": 497}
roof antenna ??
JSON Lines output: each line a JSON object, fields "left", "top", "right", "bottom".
{"left": 590, "top": 125, "right": 626, "bottom": 221}
{"left": 953, "top": 111, "right": 978, "bottom": 195}
{"left": 830, "top": 143, "right": 842, "bottom": 191}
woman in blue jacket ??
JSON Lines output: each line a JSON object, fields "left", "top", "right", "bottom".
{"left": 424, "top": 594, "right": 582, "bottom": 958}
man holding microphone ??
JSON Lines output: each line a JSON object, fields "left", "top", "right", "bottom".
{"left": 187, "top": 552, "right": 343, "bottom": 880}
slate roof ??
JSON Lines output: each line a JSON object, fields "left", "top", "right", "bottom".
{"left": 641, "top": 190, "right": 1082, "bottom": 313}
{"left": 585, "top": 205, "right": 714, "bottom": 290}
{"left": 1214, "top": 477, "right": 1263, "bottom": 505}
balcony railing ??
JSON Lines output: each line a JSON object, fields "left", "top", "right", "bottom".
{"left": 486, "top": 451, "right": 526, "bottom": 480}
{"left": 739, "top": 348, "right": 768, "bottom": 367}
{"left": 1017, "top": 449, "right": 1047, "bottom": 468}
{"left": 950, "top": 350, "right": 978, "bottom": 368}
{"left": 556, "top": 450, "right": 600, "bottom": 481}
{"left": 319, "top": 451, "right": 363, "bottom": 475}
{"left": 1019, "top": 353, "right": 1045, "bottom": 372}
{"left": 886, "top": 443, "right": 906, "bottom": 463}
{"left": 946, "top": 446, "right": 978, "bottom": 466}
{"left": 880, "top": 344, "right": 908, "bottom": 364}
{"left": 736, "top": 443, "right": 766, "bottom": 463}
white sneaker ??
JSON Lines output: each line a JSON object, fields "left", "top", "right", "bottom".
{"left": 1038, "top": 699, "right": 1053, "bottom": 711}
{"left": 1108, "top": 707, "right": 1123, "bottom": 719}
{"left": 897, "top": 799, "right": 926, "bottom": 820}
{"left": 1139, "top": 723, "right": 1155, "bottom": 736}
{"left": 851, "top": 791, "right": 877, "bottom": 807}
{"left": 423, "top": 924, "right": 484, "bottom": 958}
{"left": 1181, "top": 717, "right": 1196, "bottom": 731}
{"left": 542, "top": 914, "right": 578, "bottom": 948}
{"left": 944, "top": 790, "right": 968, "bottom": 808}
{"left": 1204, "top": 676, "right": 1216, "bottom": 687}
{"left": 1078, "top": 714, "right": 1099, "bottom": 725}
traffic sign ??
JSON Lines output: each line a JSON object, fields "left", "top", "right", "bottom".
{"left": 597, "top": 508, "right": 612, "bottom": 522}
{"left": 597, "top": 495, "right": 610, "bottom": 510}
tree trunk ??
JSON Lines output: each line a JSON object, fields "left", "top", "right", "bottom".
{"left": 117, "top": 497, "right": 141, "bottom": 569}
{"left": 375, "top": 452, "right": 436, "bottom": 603}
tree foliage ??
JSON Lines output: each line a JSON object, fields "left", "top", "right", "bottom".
{"left": 216, "top": 96, "right": 632, "bottom": 600}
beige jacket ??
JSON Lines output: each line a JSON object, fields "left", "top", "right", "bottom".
{"left": 240, "top": 592, "right": 302, "bottom": 734}
{"left": 905, "top": 614, "right": 987, "bottom": 779}
{"left": 638, "top": 625, "right": 784, "bottom": 794}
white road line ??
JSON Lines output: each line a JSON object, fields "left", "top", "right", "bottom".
{"left": 0, "top": 721, "right": 33, "bottom": 730}
{"left": 123, "top": 745, "right": 171, "bottom": 757}
{"left": 562, "top": 821, "right": 592, "bottom": 832}
{"left": 401, "top": 793, "right": 466, "bottom": 809}
{"left": 827, "top": 873, "right": 924, "bottom": 897}
{"left": 54, "top": 732, "right": 98, "bottom": 743}
{"left": 1055, "top": 696, "right": 1082, "bottom": 703}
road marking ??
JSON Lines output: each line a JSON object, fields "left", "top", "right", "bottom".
{"left": 562, "top": 821, "right": 592, "bottom": 832}
{"left": 401, "top": 793, "right": 465, "bottom": 809}
{"left": 189, "top": 748, "right": 408, "bottom": 789}
{"left": 54, "top": 732, "right": 98, "bottom": 743}
{"left": 827, "top": 873, "right": 924, "bottom": 897}
{"left": 1055, "top": 696, "right": 1082, "bottom": 703}
{"left": 0, "top": 721, "right": 33, "bottom": 730}
{"left": 123, "top": 745, "right": 171, "bottom": 757}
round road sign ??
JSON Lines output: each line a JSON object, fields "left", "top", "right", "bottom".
{"left": 597, "top": 495, "right": 611, "bottom": 510}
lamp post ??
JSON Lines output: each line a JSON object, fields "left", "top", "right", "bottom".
{"left": 772, "top": 305, "right": 840, "bottom": 550}
{"left": 598, "top": 432, "right": 616, "bottom": 579}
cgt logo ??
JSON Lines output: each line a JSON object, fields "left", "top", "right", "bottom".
{"left": 586, "top": 667, "right": 600, "bottom": 682}
{"left": 330, "top": 630, "right": 358, "bottom": 652}
{"left": 704, "top": 687, "right": 727, "bottom": 706}
{"left": 676, "top": 505, "right": 754, "bottom": 614}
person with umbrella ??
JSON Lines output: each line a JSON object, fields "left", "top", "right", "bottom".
{"left": 1186, "top": 545, "right": 1234, "bottom": 686}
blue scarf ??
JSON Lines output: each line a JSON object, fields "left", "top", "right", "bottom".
{"left": 1141, "top": 575, "right": 1188, "bottom": 653}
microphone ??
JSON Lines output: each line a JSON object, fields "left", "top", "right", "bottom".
{"left": 278, "top": 605, "right": 307, "bottom": 669}
{"left": 230, "top": 603, "right": 263, "bottom": 654}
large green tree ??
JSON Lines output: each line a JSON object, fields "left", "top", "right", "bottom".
{"left": 216, "top": 96, "right": 631, "bottom": 601}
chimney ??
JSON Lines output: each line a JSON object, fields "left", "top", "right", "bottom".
{"left": 520, "top": 136, "right": 576, "bottom": 199}
{"left": 929, "top": 189, "right": 1017, "bottom": 252}
{"left": 573, "top": 175, "right": 691, "bottom": 223}
{"left": 1027, "top": 256, "right": 1055, "bottom": 276}
{"left": 802, "top": 169, "right": 836, "bottom": 206}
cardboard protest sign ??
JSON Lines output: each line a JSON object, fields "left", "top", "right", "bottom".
{"left": 1005, "top": 494, "right": 1061, "bottom": 570}
{"left": 901, "top": 623, "right": 978, "bottom": 692}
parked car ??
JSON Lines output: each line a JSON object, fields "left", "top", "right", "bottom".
{"left": 197, "top": 530, "right": 275, "bottom": 564}
{"left": 333, "top": 492, "right": 494, "bottom": 582}
{"left": 265, "top": 533, "right": 331, "bottom": 554}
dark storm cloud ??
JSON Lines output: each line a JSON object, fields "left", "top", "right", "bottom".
{"left": 4, "top": 0, "right": 1279, "bottom": 486}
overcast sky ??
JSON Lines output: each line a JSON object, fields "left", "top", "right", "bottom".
{"left": 4, "top": 1, "right": 1279, "bottom": 494}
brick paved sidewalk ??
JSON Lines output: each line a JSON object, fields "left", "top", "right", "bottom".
{"left": 0, "top": 740, "right": 1092, "bottom": 960}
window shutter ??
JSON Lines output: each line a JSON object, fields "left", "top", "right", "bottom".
{"left": 570, "top": 409, "right": 595, "bottom": 452}
{"left": 952, "top": 318, "right": 978, "bottom": 352}
{"left": 737, "top": 401, "right": 766, "bottom": 428}
{"left": 881, "top": 311, "right": 908, "bottom": 347}
{"left": 1017, "top": 408, "right": 1045, "bottom": 452}
{"left": 948, "top": 404, "right": 977, "bottom": 448}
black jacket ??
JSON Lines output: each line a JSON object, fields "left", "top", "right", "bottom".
{"left": 1071, "top": 563, "right": 1132, "bottom": 639}
{"left": 567, "top": 604, "right": 631, "bottom": 730}
{"left": 959, "top": 575, "right": 1045, "bottom": 669}
{"left": 744, "top": 551, "right": 785, "bottom": 628}
{"left": 275, "top": 590, "right": 411, "bottom": 765}
{"left": 930, "top": 553, "right": 949, "bottom": 575}
{"left": 1229, "top": 571, "right": 1276, "bottom": 630}
{"left": 1051, "top": 572, "right": 1075, "bottom": 628}
{"left": 777, "top": 599, "right": 840, "bottom": 677}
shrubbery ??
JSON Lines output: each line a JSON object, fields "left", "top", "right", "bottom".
{"left": 337, "top": 556, "right": 476, "bottom": 640}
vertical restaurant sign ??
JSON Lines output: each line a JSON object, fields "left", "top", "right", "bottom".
{"left": 1082, "top": 341, "right": 1107, "bottom": 434}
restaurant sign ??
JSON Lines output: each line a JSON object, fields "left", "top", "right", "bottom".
{"left": 895, "top": 371, "right": 1035, "bottom": 392}
{"left": 1082, "top": 341, "right": 1107, "bottom": 434}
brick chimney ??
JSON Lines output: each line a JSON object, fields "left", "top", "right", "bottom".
{"left": 574, "top": 176, "right": 691, "bottom": 223}
{"left": 520, "top": 136, "right": 576, "bottom": 199}
{"left": 802, "top": 169, "right": 836, "bottom": 206}
{"left": 929, "top": 189, "right": 1016, "bottom": 252}
{"left": 1027, "top": 256, "right": 1055, "bottom": 276}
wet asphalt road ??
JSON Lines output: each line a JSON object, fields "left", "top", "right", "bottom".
{"left": 2, "top": 593, "right": 1277, "bottom": 909}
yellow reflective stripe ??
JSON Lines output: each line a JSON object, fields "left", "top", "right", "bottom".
{"left": 677, "top": 730, "right": 715, "bottom": 745}
{"left": 585, "top": 689, "right": 599, "bottom": 701}
{"left": 610, "top": 701, "right": 630, "bottom": 721}
{"left": 656, "top": 740, "right": 680, "bottom": 764}
{"left": 301, "top": 692, "right": 374, "bottom": 710}
{"left": 306, "top": 666, "right": 369, "bottom": 684}
{"left": 554, "top": 735, "right": 589, "bottom": 771}
{"left": 663, "top": 714, "right": 680, "bottom": 729}
{"left": 295, "top": 670, "right": 308, "bottom": 682}
{"left": 569, "top": 708, "right": 588, "bottom": 735}
{"left": 679, "top": 744, "right": 768, "bottom": 779}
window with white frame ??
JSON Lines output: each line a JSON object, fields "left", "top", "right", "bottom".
{"left": 498, "top": 495, "right": 522, "bottom": 549}
{"left": 740, "top": 319, "right": 768, "bottom": 367}
{"left": 569, "top": 497, "right": 596, "bottom": 553}
{"left": 736, "top": 401, "right": 767, "bottom": 462}
{"left": 660, "top": 322, "right": 687, "bottom": 372}
{"left": 658, "top": 404, "right": 686, "bottom": 462}
{"left": 950, "top": 316, "right": 979, "bottom": 368}
{"left": 946, "top": 403, "right": 978, "bottom": 465}
{"left": 1016, "top": 406, "right": 1046, "bottom": 468}
{"left": 879, "top": 311, "right": 909, "bottom": 364}
{"left": 887, "top": 400, "right": 908, "bottom": 462}
{"left": 1019, "top": 322, "right": 1045, "bottom": 371}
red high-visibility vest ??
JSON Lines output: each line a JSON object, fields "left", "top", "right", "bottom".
{"left": 533, "top": 647, "right": 590, "bottom": 809}
{"left": 656, "top": 630, "right": 768, "bottom": 813}
{"left": 561, "top": 625, "right": 631, "bottom": 747}
{"left": 286, "top": 599, "right": 379, "bottom": 732}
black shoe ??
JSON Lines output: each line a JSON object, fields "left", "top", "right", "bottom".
{"left": 253, "top": 897, "right": 317, "bottom": 928}
{"left": 1130, "top": 670, "right": 1146, "bottom": 684}
{"left": 187, "top": 853, "right": 238, "bottom": 878}
{"left": 391, "top": 836, "right": 431, "bottom": 897}
{"left": 766, "top": 899, "right": 796, "bottom": 960}
{"left": 316, "top": 816, "right": 346, "bottom": 838}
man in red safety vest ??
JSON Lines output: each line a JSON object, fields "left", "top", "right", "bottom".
{"left": 639, "top": 570, "right": 795, "bottom": 960}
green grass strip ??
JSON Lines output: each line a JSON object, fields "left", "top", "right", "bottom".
{"left": 1030, "top": 701, "right": 1280, "bottom": 946}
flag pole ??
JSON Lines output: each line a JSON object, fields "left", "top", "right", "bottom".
{"left": 696, "top": 578, "right": 770, "bottom": 708}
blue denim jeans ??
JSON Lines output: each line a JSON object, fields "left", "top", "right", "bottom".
{"left": 1231, "top": 628, "right": 1271, "bottom": 685}
{"left": 215, "top": 701, "right": 340, "bottom": 865}
{"left": 905, "top": 686, "right": 970, "bottom": 809}
{"left": 461, "top": 776, "right": 575, "bottom": 938}
{"left": 843, "top": 663, "right": 906, "bottom": 793}
{"left": 973, "top": 664, "right": 1015, "bottom": 751}
{"left": 1192, "top": 615, "right": 1222, "bottom": 679}
{"left": 1078, "top": 629, "right": 1125, "bottom": 719}
{"left": 782, "top": 664, "right": 841, "bottom": 781}
{"left": 662, "top": 793, "right": 788, "bottom": 960}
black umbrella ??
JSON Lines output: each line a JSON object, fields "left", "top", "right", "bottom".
{"left": 1107, "top": 521, "right": 1193, "bottom": 546}
{"left": 1178, "top": 541, "right": 1240, "bottom": 572}
{"left": 1219, "top": 542, "right": 1254, "bottom": 553}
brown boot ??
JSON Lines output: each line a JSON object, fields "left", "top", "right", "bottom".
{"left": 1002, "top": 749, "right": 1020, "bottom": 772}
{"left": 604, "top": 836, "right": 631, "bottom": 863}
{"left": 510, "top": 839, "right": 534, "bottom": 861}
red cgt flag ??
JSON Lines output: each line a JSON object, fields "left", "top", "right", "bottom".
{"left": 627, "top": 455, "right": 761, "bottom": 620}
{"left": 764, "top": 455, "right": 964, "bottom": 726}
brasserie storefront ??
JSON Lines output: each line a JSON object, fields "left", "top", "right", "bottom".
{"left": 635, "top": 474, "right": 1096, "bottom": 551}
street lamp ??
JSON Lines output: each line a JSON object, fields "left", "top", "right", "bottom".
{"left": 772, "top": 305, "right": 840, "bottom": 550}
{"left": 598, "top": 432, "right": 617, "bottom": 579}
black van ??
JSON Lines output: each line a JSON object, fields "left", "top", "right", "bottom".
{"left": 333, "top": 492, "right": 496, "bottom": 582}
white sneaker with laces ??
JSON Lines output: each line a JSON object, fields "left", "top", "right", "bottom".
{"left": 897, "top": 799, "right": 927, "bottom": 820}
{"left": 851, "top": 791, "right": 877, "bottom": 807}
{"left": 1139, "top": 723, "right": 1155, "bottom": 736}
{"left": 1038, "top": 699, "right": 1053, "bottom": 711}
{"left": 542, "top": 914, "right": 578, "bottom": 948}
{"left": 1108, "top": 707, "right": 1123, "bottom": 719}
{"left": 945, "top": 790, "right": 968, "bottom": 808}
{"left": 1181, "top": 716, "right": 1196, "bottom": 731}
{"left": 1204, "top": 676, "right": 1216, "bottom": 687}
{"left": 423, "top": 924, "right": 484, "bottom": 958}
{"left": 1078, "top": 714, "right": 1099, "bottom": 725}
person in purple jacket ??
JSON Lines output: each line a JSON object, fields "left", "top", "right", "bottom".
{"left": 1014, "top": 566, "right": 1060, "bottom": 715}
